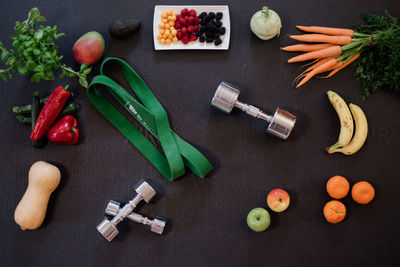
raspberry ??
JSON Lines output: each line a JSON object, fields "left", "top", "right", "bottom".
{"left": 181, "top": 27, "right": 188, "bottom": 35}
{"left": 188, "top": 25, "right": 195, "bottom": 33}
{"left": 181, "top": 35, "right": 189, "bottom": 44}
{"left": 178, "top": 17, "right": 186, "bottom": 26}
{"left": 189, "top": 9, "right": 196, "bottom": 17}
{"left": 189, "top": 34, "right": 197, "bottom": 42}
{"left": 193, "top": 25, "right": 199, "bottom": 31}
{"left": 184, "top": 15, "right": 189, "bottom": 21}
{"left": 187, "top": 16, "right": 195, "bottom": 25}
{"left": 195, "top": 16, "right": 199, "bottom": 24}
{"left": 177, "top": 31, "right": 183, "bottom": 40}
{"left": 175, "top": 21, "right": 182, "bottom": 29}
{"left": 181, "top": 8, "right": 189, "bottom": 16}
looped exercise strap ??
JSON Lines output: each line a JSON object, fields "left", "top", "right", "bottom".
{"left": 87, "top": 57, "right": 212, "bottom": 180}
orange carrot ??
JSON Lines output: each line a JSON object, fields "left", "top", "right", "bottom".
{"left": 296, "top": 26, "right": 354, "bottom": 37}
{"left": 304, "top": 57, "right": 335, "bottom": 73}
{"left": 296, "top": 58, "right": 338, "bottom": 87}
{"left": 281, "top": 43, "right": 334, "bottom": 52}
{"left": 290, "top": 34, "right": 352, "bottom": 45}
{"left": 324, "top": 52, "right": 360, "bottom": 78}
{"left": 288, "top": 46, "right": 342, "bottom": 63}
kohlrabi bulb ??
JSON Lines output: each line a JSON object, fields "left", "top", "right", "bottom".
{"left": 250, "top": 6, "right": 282, "bottom": 40}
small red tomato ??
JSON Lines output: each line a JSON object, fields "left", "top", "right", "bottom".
{"left": 189, "top": 9, "right": 196, "bottom": 17}
{"left": 181, "top": 8, "right": 189, "bottom": 16}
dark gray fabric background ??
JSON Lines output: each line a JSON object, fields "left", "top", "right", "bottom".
{"left": 1, "top": 0, "right": 399, "bottom": 266}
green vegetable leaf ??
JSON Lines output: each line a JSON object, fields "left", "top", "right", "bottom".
{"left": 29, "top": 8, "right": 40, "bottom": 18}
{"left": 0, "top": 7, "right": 85, "bottom": 87}
{"left": 34, "top": 28, "right": 44, "bottom": 40}
{"left": 31, "top": 72, "right": 42, "bottom": 82}
{"left": 35, "top": 16, "right": 46, "bottom": 22}
{"left": 1, "top": 49, "right": 9, "bottom": 61}
{"left": 79, "top": 76, "right": 88, "bottom": 88}
{"left": 354, "top": 11, "right": 400, "bottom": 100}
{"left": 83, "top": 67, "right": 91, "bottom": 76}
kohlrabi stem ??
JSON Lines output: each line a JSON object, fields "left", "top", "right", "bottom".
{"left": 261, "top": 6, "right": 269, "bottom": 18}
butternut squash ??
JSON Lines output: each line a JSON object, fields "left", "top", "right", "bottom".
{"left": 14, "top": 161, "right": 61, "bottom": 230}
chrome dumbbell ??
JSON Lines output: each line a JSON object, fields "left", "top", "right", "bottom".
{"left": 105, "top": 200, "right": 167, "bottom": 235}
{"left": 96, "top": 181, "right": 156, "bottom": 242}
{"left": 211, "top": 81, "right": 296, "bottom": 140}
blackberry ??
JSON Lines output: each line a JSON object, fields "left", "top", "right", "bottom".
{"left": 215, "top": 12, "right": 223, "bottom": 21}
{"left": 199, "top": 19, "right": 206, "bottom": 25}
{"left": 214, "top": 38, "right": 222, "bottom": 46}
{"left": 206, "top": 37, "right": 213, "bottom": 43}
{"left": 208, "top": 12, "right": 215, "bottom": 19}
{"left": 199, "top": 12, "right": 207, "bottom": 19}
{"left": 204, "top": 15, "right": 211, "bottom": 22}
{"left": 215, "top": 21, "right": 222, "bottom": 28}
{"left": 206, "top": 31, "right": 214, "bottom": 38}
{"left": 195, "top": 31, "right": 203, "bottom": 37}
{"left": 200, "top": 25, "right": 207, "bottom": 32}
{"left": 219, "top": 27, "right": 226, "bottom": 35}
{"left": 207, "top": 22, "right": 217, "bottom": 32}
{"left": 199, "top": 36, "right": 206, "bottom": 43}
{"left": 213, "top": 33, "right": 220, "bottom": 39}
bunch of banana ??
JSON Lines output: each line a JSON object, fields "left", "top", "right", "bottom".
{"left": 326, "top": 91, "right": 368, "bottom": 155}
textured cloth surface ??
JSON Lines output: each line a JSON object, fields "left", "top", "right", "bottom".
{"left": 0, "top": 1, "right": 399, "bottom": 266}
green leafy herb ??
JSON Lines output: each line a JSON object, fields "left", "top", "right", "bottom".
{"left": 0, "top": 7, "right": 91, "bottom": 88}
{"left": 354, "top": 11, "right": 400, "bottom": 100}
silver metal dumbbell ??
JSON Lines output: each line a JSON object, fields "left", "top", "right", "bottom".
{"left": 211, "top": 81, "right": 297, "bottom": 140}
{"left": 105, "top": 200, "right": 167, "bottom": 235}
{"left": 96, "top": 181, "right": 156, "bottom": 242}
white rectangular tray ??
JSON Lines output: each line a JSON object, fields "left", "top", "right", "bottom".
{"left": 153, "top": 5, "right": 230, "bottom": 50}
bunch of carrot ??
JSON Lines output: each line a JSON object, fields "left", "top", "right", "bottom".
{"left": 282, "top": 26, "right": 370, "bottom": 87}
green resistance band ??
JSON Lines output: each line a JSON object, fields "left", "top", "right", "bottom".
{"left": 87, "top": 57, "right": 213, "bottom": 181}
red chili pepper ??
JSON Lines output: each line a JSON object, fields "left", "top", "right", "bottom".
{"left": 30, "top": 86, "right": 70, "bottom": 142}
{"left": 46, "top": 115, "right": 79, "bottom": 145}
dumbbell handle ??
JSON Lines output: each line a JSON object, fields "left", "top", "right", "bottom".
{"left": 110, "top": 194, "right": 142, "bottom": 225}
{"left": 235, "top": 101, "right": 272, "bottom": 122}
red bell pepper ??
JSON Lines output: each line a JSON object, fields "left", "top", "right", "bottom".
{"left": 46, "top": 115, "right": 79, "bottom": 145}
{"left": 30, "top": 85, "right": 70, "bottom": 142}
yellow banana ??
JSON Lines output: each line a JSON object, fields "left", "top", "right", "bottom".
{"left": 326, "top": 91, "right": 354, "bottom": 150}
{"left": 327, "top": 103, "right": 368, "bottom": 155}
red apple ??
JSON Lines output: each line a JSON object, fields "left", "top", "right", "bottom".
{"left": 72, "top": 31, "right": 105, "bottom": 65}
{"left": 267, "top": 188, "right": 290, "bottom": 212}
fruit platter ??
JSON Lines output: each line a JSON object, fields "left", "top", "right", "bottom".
{"left": 1, "top": 0, "right": 400, "bottom": 267}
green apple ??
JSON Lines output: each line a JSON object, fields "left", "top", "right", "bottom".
{"left": 246, "top": 207, "right": 271, "bottom": 232}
